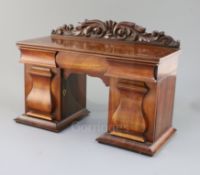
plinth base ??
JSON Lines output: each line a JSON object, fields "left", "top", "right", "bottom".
{"left": 15, "top": 109, "right": 89, "bottom": 132}
{"left": 97, "top": 127, "right": 176, "bottom": 156}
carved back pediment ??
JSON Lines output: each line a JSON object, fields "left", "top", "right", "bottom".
{"left": 51, "top": 19, "right": 180, "bottom": 48}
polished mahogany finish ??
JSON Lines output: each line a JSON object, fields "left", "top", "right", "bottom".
{"left": 15, "top": 20, "right": 181, "bottom": 156}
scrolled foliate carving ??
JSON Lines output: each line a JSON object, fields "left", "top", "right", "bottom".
{"left": 52, "top": 19, "right": 180, "bottom": 48}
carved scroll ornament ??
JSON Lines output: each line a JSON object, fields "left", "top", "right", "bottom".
{"left": 52, "top": 19, "right": 180, "bottom": 48}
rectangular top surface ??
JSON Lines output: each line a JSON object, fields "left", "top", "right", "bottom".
{"left": 17, "top": 36, "right": 179, "bottom": 64}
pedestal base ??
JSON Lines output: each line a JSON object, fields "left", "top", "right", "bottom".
{"left": 15, "top": 109, "right": 89, "bottom": 132}
{"left": 96, "top": 127, "right": 176, "bottom": 156}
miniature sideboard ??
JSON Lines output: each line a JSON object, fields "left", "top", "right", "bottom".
{"left": 15, "top": 20, "right": 180, "bottom": 156}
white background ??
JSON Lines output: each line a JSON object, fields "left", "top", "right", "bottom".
{"left": 0, "top": 0, "right": 200, "bottom": 174}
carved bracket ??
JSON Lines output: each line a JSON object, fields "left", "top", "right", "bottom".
{"left": 52, "top": 19, "right": 180, "bottom": 48}
{"left": 110, "top": 80, "right": 148, "bottom": 142}
{"left": 26, "top": 66, "right": 54, "bottom": 120}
